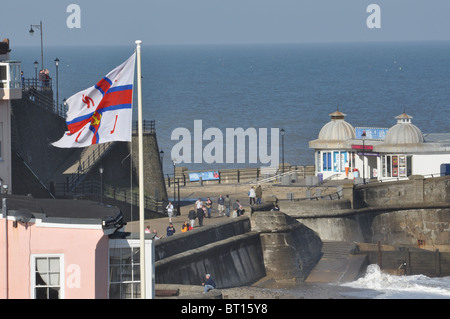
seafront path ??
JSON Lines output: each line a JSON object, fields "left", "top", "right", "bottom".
{"left": 125, "top": 181, "right": 339, "bottom": 238}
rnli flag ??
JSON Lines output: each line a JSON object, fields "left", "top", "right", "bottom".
{"left": 52, "top": 53, "right": 136, "bottom": 148}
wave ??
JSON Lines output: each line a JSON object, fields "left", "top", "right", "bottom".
{"left": 340, "top": 264, "right": 450, "bottom": 299}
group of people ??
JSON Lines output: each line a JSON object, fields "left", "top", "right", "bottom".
{"left": 248, "top": 185, "right": 263, "bottom": 205}
{"left": 160, "top": 185, "right": 265, "bottom": 237}
{"left": 144, "top": 226, "right": 162, "bottom": 239}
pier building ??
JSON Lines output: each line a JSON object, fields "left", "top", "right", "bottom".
{"left": 309, "top": 109, "right": 450, "bottom": 182}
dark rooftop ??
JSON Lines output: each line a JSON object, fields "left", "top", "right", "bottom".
{"left": 0, "top": 194, "right": 123, "bottom": 229}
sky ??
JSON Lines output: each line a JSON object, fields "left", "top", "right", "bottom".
{"left": 2, "top": 0, "right": 450, "bottom": 47}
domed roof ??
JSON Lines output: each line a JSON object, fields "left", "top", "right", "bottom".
{"left": 384, "top": 113, "right": 424, "bottom": 144}
{"left": 318, "top": 110, "right": 355, "bottom": 141}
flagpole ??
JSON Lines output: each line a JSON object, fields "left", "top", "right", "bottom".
{"left": 135, "top": 40, "right": 146, "bottom": 299}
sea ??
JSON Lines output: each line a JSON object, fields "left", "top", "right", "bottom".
{"left": 13, "top": 41, "right": 450, "bottom": 299}
{"left": 14, "top": 41, "right": 450, "bottom": 174}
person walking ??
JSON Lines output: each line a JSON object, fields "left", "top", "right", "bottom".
{"left": 197, "top": 204, "right": 205, "bottom": 226}
{"left": 224, "top": 195, "right": 231, "bottom": 217}
{"left": 217, "top": 195, "right": 225, "bottom": 216}
{"left": 255, "top": 185, "right": 263, "bottom": 205}
{"left": 202, "top": 274, "right": 216, "bottom": 293}
{"left": 195, "top": 198, "right": 203, "bottom": 210}
{"left": 166, "top": 201, "right": 174, "bottom": 222}
{"left": 188, "top": 207, "right": 197, "bottom": 228}
{"left": 248, "top": 186, "right": 256, "bottom": 205}
{"left": 205, "top": 197, "right": 213, "bottom": 218}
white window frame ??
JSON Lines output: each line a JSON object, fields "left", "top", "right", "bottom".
{"left": 108, "top": 239, "right": 154, "bottom": 299}
{"left": 30, "top": 254, "right": 65, "bottom": 299}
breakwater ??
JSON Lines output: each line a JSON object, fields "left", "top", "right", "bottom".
{"left": 154, "top": 211, "right": 323, "bottom": 288}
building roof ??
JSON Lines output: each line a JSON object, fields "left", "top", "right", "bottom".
{"left": 0, "top": 194, "right": 124, "bottom": 230}
{"left": 317, "top": 110, "right": 355, "bottom": 141}
{"left": 383, "top": 112, "right": 424, "bottom": 145}
{"left": 309, "top": 108, "right": 356, "bottom": 149}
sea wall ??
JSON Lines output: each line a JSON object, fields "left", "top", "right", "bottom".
{"left": 353, "top": 175, "right": 450, "bottom": 208}
{"left": 154, "top": 217, "right": 251, "bottom": 261}
{"left": 155, "top": 212, "right": 324, "bottom": 287}
{"left": 281, "top": 202, "right": 450, "bottom": 249}
{"left": 251, "top": 211, "right": 323, "bottom": 282}
{"left": 155, "top": 231, "right": 266, "bottom": 288}
{"left": 279, "top": 175, "right": 450, "bottom": 250}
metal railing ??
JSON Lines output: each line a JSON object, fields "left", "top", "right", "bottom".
{"left": 249, "top": 169, "right": 303, "bottom": 185}
{"left": 132, "top": 120, "right": 155, "bottom": 134}
{"left": 51, "top": 178, "right": 165, "bottom": 215}
{"left": 66, "top": 142, "right": 113, "bottom": 192}
{"left": 22, "top": 77, "right": 53, "bottom": 92}
{"left": 22, "top": 80, "right": 67, "bottom": 119}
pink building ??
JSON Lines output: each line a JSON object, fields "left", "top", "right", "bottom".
{"left": 0, "top": 194, "right": 154, "bottom": 299}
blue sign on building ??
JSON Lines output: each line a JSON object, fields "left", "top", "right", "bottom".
{"left": 355, "top": 127, "right": 389, "bottom": 140}
{"left": 188, "top": 171, "right": 220, "bottom": 182}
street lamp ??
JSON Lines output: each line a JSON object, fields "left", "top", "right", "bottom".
{"left": 99, "top": 165, "right": 104, "bottom": 203}
{"left": 280, "top": 128, "right": 285, "bottom": 174}
{"left": 361, "top": 130, "right": 366, "bottom": 184}
{"left": 159, "top": 150, "right": 164, "bottom": 170}
{"left": 33, "top": 60, "right": 39, "bottom": 87}
{"left": 172, "top": 159, "right": 177, "bottom": 209}
{"left": 54, "top": 58, "right": 59, "bottom": 111}
{"left": 29, "top": 21, "right": 44, "bottom": 70}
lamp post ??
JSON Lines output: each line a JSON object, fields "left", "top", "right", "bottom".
{"left": 361, "top": 130, "right": 366, "bottom": 184}
{"left": 280, "top": 128, "right": 285, "bottom": 174}
{"left": 54, "top": 58, "right": 59, "bottom": 111}
{"left": 29, "top": 21, "right": 44, "bottom": 70}
{"left": 159, "top": 150, "right": 164, "bottom": 170}
{"left": 33, "top": 60, "right": 39, "bottom": 87}
{"left": 99, "top": 165, "right": 104, "bottom": 203}
{"left": 172, "top": 160, "right": 176, "bottom": 204}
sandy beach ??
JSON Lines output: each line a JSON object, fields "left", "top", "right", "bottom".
{"left": 220, "top": 283, "right": 372, "bottom": 299}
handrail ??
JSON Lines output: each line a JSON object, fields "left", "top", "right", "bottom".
{"left": 279, "top": 189, "right": 343, "bottom": 202}
{"left": 51, "top": 178, "right": 165, "bottom": 215}
{"left": 132, "top": 120, "right": 155, "bottom": 134}
{"left": 249, "top": 169, "right": 304, "bottom": 185}
{"left": 375, "top": 172, "right": 449, "bottom": 183}
{"left": 13, "top": 150, "right": 56, "bottom": 199}
{"left": 67, "top": 142, "right": 113, "bottom": 191}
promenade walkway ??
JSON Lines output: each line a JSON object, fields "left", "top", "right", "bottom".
{"left": 124, "top": 181, "right": 338, "bottom": 238}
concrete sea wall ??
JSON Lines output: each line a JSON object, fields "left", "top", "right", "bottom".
{"left": 279, "top": 175, "right": 450, "bottom": 251}
{"left": 155, "top": 212, "right": 323, "bottom": 288}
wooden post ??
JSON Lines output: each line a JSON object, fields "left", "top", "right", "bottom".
{"left": 377, "top": 241, "right": 382, "bottom": 270}
{"left": 435, "top": 249, "right": 441, "bottom": 277}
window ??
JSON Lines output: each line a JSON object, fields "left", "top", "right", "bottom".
{"left": 322, "top": 152, "right": 332, "bottom": 171}
{"left": 31, "top": 255, "right": 64, "bottom": 299}
{"left": 382, "top": 155, "right": 411, "bottom": 178}
{"left": 109, "top": 247, "right": 141, "bottom": 299}
{"left": 316, "top": 151, "right": 321, "bottom": 172}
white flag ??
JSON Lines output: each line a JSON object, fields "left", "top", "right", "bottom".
{"left": 52, "top": 53, "right": 136, "bottom": 148}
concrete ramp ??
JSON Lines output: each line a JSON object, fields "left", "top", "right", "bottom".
{"left": 306, "top": 241, "right": 368, "bottom": 283}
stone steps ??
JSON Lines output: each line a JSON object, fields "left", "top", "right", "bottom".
{"left": 306, "top": 241, "right": 368, "bottom": 283}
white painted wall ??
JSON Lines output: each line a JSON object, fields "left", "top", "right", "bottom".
{"left": 413, "top": 154, "right": 450, "bottom": 176}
